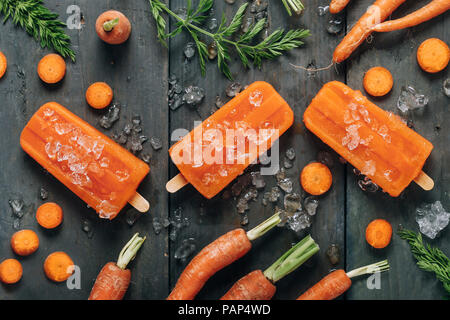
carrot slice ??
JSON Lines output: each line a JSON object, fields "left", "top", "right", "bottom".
{"left": 37, "top": 54, "right": 66, "bottom": 84}
{"left": 44, "top": 251, "right": 74, "bottom": 282}
{"left": 0, "top": 259, "right": 23, "bottom": 284}
{"left": 365, "top": 219, "right": 392, "bottom": 249}
{"left": 300, "top": 162, "right": 333, "bottom": 195}
{"left": 0, "top": 51, "right": 7, "bottom": 79}
{"left": 417, "top": 38, "right": 450, "bottom": 73}
{"left": 86, "top": 82, "right": 113, "bottom": 109}
{"left": 363, "top": 66, "right": 393, "bottom": 97}
{"left": 36, "top": 202, "right": 63, "bottom": 229}
{"left": 11, "top": 229, "right": 39, "bottom": 256}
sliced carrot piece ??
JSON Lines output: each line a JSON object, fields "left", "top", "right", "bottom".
{"left": 0, "top": 259, "right": 23, "bottom": 284}
{"left": 365, "top": 219, "right": 392, "bottom": 249}
{"left": 44, "top": 251, "right": 74, "bottom": 282}
{"left": 11, "top": 229, "right": 39, "bottom": 256}
{"left": 86, "top": 82, "right": 113, "bottom": 109}
{"left": 36, "top": 202, "right": 63, "bottom": 229}
{"left": 417, "top": 38, "right": 450, "bottom": 73}
{"left": 37, "top": 54, "right": 66, "bottom": 84}
{"left": 301, "top": 162, "right": 333, "bottom": 195}
{"left": 0, "top": 51, "right": 7, "bottom": 79}
{"left": 363, "top": 66, "right": 393, "bottom": 97}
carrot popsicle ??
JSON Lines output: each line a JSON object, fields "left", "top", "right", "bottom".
{"left": 167, "top": 81, "right": 294, "bottom": 199}
{"left": 20, "top": 102, "right": 150, "bottom": 219}
{"left": 304, "top": 81, "right": 433, "bottom": 197}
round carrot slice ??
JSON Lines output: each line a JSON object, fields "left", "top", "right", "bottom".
{"left": 0, "top": 259, "right": 23, "bottom": 284}
{"left": 300, "top": 162, "right": 333, "bottom": 195}
{"left": 36, "top": 202, "right": 63, "bottom": 229}
{"left": 44, "top": 252, "right": 74, "bottom": 282}
{"left": 417, "top": 38, "right": 450, "bottom": 73}
{"left": 11, "top": 229, "right": 39, "bottom": 256}
{"left": 365, "top": 219, "right": 392, "bottom": 249}
{"left": 37, "top": 54, "right": 66, "bottom": 84}
{"left": 363, "top": 66, "right": 394, "bottom": 97}
{"left": 86, "top": 82, "right": 113, "bottom": 109}
{"left": 0, "top": 51, "right": 7, "bottom": 79}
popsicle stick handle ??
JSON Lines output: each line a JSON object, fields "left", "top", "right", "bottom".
{"left": 128, "top": 192, "right": 150, "bottom": 213}
{"left": 414, "top": 171, "right": 434, "bottom": 191}
{"left": 166, "top": 173, "right": 189, "bottom": 193}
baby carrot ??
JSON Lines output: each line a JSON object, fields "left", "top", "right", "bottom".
{"left": 416, "top": 38, "right": 450, "bottom": 73}
{"left": 11, "top": 229, "right": 39, "bottom": 256}
{"left": 37, "top": 53, "right": 66, "bottom": 84}
{"left": 300, "top": 162, "right": 333, "bottom": 195}
{"left": 0, "top": 51, "right": 7, "bottom": 79}
{"left": 44, "top": 251, "right": 74, "bottom": 282}
{"left": 85, "top": 82, "right": 114, "bottom": 109}
{"left": 168, "top": 213, "right": 282, "bottom": 300}
{"left": 363, "top": 66, "right": 394, "bottom": 97}
{"left": 365, "top": 219, "right": 392, "bottom": 249}
{"left": 329, "top": 0, "right": 351, "bottom": 14}
{"left": 36, "top": 202, "right": 63, "bottom": 229}
{"left": 297, "top": 260, "right": 389, "bottom": 300}
{"left": 0, "top": 259, "right": 23, "bottom": 284}
{"left": 89, "top": 233, "right": 146, "bottom": 300}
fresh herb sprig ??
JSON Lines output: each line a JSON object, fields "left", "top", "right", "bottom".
{"left": 0, "top": 0, "right": 75, "bottom": 60}
{"left": 149, "top": 0, "right": 310, "bottom": 79}
{"left": 398, "top": 228, "right": 450, "bottom": 295}
{"left": 281, "top": 0, "right": 304, "bottom": 16}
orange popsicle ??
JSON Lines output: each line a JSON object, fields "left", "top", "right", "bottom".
{"left": 168, "top": 81, "right": 294, "bottom": 199}
{"left": 304, "top": 81, "right": 433, "bottom": 197}
{"left": 20, "top": 102, "right": 150, "bottom": 219}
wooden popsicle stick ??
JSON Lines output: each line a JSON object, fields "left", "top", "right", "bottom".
{"left": 166, "top": 173, "right": 189, "bottom": 193}
{"left": 414, "top": 171, "right": 434, "bottom": 191}
{"left": 128, "top": 192, "right": 150, "bottom": 213}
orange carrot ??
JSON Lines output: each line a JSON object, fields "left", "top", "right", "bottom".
{"left": 96, "top": 10, "right": 132, "bottom": 45}
{"left": 365, "top": 219, "right": 392, "bottom": 249}
{"left": 297, "top": 260, "right": 389, "bottom": 300}
{"left": 373, "top": 0, "right": 450, "bottom": 32}
{"left": 0, "top": 51, "right": 7, "bottom": 79}
{"left": 221, "top": 270, "right": 276, "bottom": 300}
{"left": 330, "top": 0, "right": 351, "bottom": 14}
{"left": 88, "top": 233, "right": 145, "bottom": 300}
{"left": 0, "top": 259, "right": 23, "bottom": 284}
{"left": 37, "top": 53, "right": 66, "bottom": 84}
{"left": 300, "top": 162, "right": 333, "bottom": 195}
{"left": 416, "top": 38, "right": 450, "bottom": 73}
{"left": 85, "top": 82, "right": 113, "bottom": 109}
{"left": 333, "top": 0, "right": 406, "bottom": 63}
{"left": 44, "top": 251, "right": 74, "bottom": 282}
{"left": 363, "top": 66, "right": 394, "bottom": 96}
{"left": 36, "top": 202, "right": 63, "bottom": 229}
{"left": 11, "top": 229, "right": 39, "bottom": 256}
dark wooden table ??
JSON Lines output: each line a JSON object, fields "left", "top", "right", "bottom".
{"left": 0, "top": 0, "right": 448, "bottom": 300}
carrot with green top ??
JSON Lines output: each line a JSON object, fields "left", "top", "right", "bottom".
{"left": 167, "top": 213, "right": 283, "bottom": 300}
{"left": 221, "top": 235, "right": 319, "bottom": 300}
{"left": 297, "top": 260, "right": 389, "bottom": 300}
{"left": 89, "top": 233, "right": 146, "bottom": 300}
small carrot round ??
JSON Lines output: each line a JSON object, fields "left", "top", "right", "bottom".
{"left": 44, "top": 251, "right": 74, "bottom": 282}
{"left": 37, "top": 54, "right": 66, "bottom": 84}
{"left": 297, "top": 269, "right": 351, "bottom": 300}
{"left": 365, "top": 219, "right": 392, "bottom": 249}
{"left": 0, "top": 51, "right": 7, "bottom": 79}
{"left": 36, "top": 202, "right": 63, "bottom": 229}
{"left": 329, "top": 0, "right": 351, "bottom": 14}
{"left": 86, "top": 82, "right": 113, "bottom": 109}
{"left": 417, "top": 38, "right": 450, "bottom": 73}
{"left": 0, "top": 259, "right": 23, "bottom": 284}
{"left": 221, "top": 270, "right": 276, "bottom": 300}
{"left": 300, "top": 162, "right": 333, "bottom": 195}
{"left": 363, "top": 66, "right": 394, "bottom": 97}
{"left": 11, "top": 229, "right": 39, "bottom": 256}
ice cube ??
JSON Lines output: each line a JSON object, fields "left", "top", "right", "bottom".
{"left": 327, "top": 18, "right": 343, "bottom": 34}
{"left": 169, "top": 229, "right": 178, "bottom": 242}
{"left": 287, "top": 211, "right": 311, "bottom": 233}
{"left": 183, "top": 42, "right": 196, "bottom": 59}
{"left": 275, "top": 167, "right": 286, "bottom": 182}
{"left": 39, "top": 187, "right": 49, "bottom": 200}
{"left": 357, "top": 177, "right": 379, "bottom": 193}
{"left": 283, "top": 158, "right": 293, "bottom": 169}
{"left": 251, "top": 171, "right": 266, "bottom": 189}
{"left": 150, "top": 137, "right": 163, "bottom": 150}
{"left": 240, "top": 214, "right": 249, "bottom": 226}
{"left": 236, "top": 197, "right": 249, "bottom": 214}
{"left": 443, "top": 79, "right": 450, "bottom": 98}
{"left": 81, "top": 219, "right": 94, "bottom": 238}
{"left": 152, "top": 217, "right": 162, "bottom": 235}
{"left": 183, "top": 86, "right": 205, "bottom": 106}
{"left": 174, "top": 238, "right": 196, "bottom": 261}
{"left": 326, "top": 244, "right": 340, "bottom": 265}
{"left": 162, "top": 218, "right": 171, "bottom": 228}
{"left": 317, "top": 5, "right": 329, "bottom": 16}
{"left": 415, "top": 201, "right": 450, "bottom": 239}
{"left": 225, "top": 82, "right": 242, "bottom": 97}
{"left": 285, "top": 148, "right": 296, "bottom": 161}
{"left": 284, "top": 193, "right": 302, "bottom": 213}
{"left": 304, "top": 196, "right": 319, "bottom": 216}
{"left": 278, "top": 178, "right": 293, "bottom": 193}
{"left": 99, "top": 104, "right": 120, "bottom": 129}
{"left": 140, "top": 153, "right": 151, "bottom": 164}
{"left": 215, "top": 95, "right": 224, "bottom": 109}
{"left": 9, "top": 198, "right": 24, "bottom": 217}
{"left": 397, "top": 86, "right": 429, "bottom": 113}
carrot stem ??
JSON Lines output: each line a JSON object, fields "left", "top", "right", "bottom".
{"left": 281, "top": 0, "right": 305, "bottom": 16}
{"left": 246, "top": 212, "right": 282, "bottom": 241}
{"left": 103, "top": 18, "right": 119, "bottom": 32}
{"left": 264, "top": 235, "right": 319, "bottom": 283}
{"left": 345, "top": 259, "right": 389, "bottom": 278}
{"left": 116, "top": 233, "right": 146, "bottom": 270}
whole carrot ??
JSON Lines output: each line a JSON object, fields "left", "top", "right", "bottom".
{"left": 373, "top": 0, "right": 450, "bottom": 32}
{"left": 221, "top": 235, "right": 319, "bottom": 300}
{"left": 297, "top": 260, "right": 389, "bottom": 300}
{"left": 330, "top": 0, "right": 351, "bottom": 14}
{"left": 89, "top": 233, "right": 145, "bottom": 300}
{"left": 167, "top": 213, "right": 282, "bottom": 300}
{"left": 333, "top": 0, "right": 406, "bottom": 63}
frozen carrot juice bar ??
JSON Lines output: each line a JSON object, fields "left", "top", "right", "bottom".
{"left": 169, "top": 81, "right": 294, "bottom": 199}
{"left": 20, "top": 102, "right": 150, "bottom": 219}
{"left": 304, "top": 81, "right": 433, "bottom": 197}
